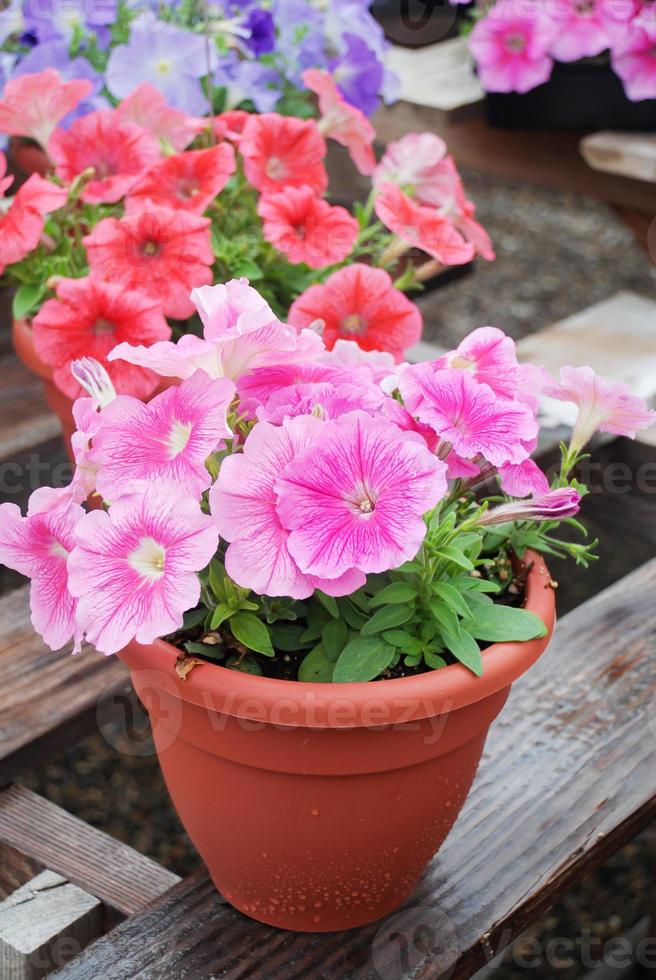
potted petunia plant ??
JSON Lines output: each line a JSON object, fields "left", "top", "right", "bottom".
{"left": 1, "top": 278, "right": 653, "bottom": 932}
{"left": 0, "top": 68, "right": 493, "bottom": 455}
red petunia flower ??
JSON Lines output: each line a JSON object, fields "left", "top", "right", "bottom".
{"left": 375, "top": 182, "right": 475, "bottom": 266}
{"left": 257, "top": 185, "right": 359, "bottom": 268}
{"left": 32, "top": 275, "right": 171, "bottom": 399}
{"left": 288, "top": 264, "right": 422, "bottom": 361}
{"left": 302, "top": 68, "right": 376, "bottom": 177}
{"left": 128, "top": 142, "right": 236, "bottom": 214}
{"left": 115, "top": 82, "right": 205, "bottom": 152}
{"left": 239, "top": 113, "right": 328, "bottom": 196}
{"left": 0, "top": 154, "right": 68, "bottom": 275}
{"left": 83, "top": 201, "right": 214, "bottom": 319}
{"left": 213, "top": 110, "right": 251, "bottom": 142}
{"left": 0, "top": 69, "right": 92, "bottom": 151}
{"left": 49, "top": 109, "right": 161, "bottom": 204}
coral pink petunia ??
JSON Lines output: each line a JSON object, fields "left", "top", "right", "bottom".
{"left": 128, "top": 143, "right": 236, "bottom": 214}
{"left": 0, "top": 487, "right": 84, "bottom": 650}
{"left": 239, "top": 113, "right": 328, "bottom": 195}
{"left": 611, "top": 21, "right": 656, "bottom": 101}
{"left": 0, "top": 171, "right": 67, "bottom": 275}
{"left": 374, "top": 132, "right": 454, "bottom": 208}
{"left": 67, "top": 483, "right": 219, "bottom": 655}
{"left": 375, "top": 182, "right": 475, "bottom": 266}
{"left": 116, "top": 82, "right": 205, "bottom": 151}
{"left": 0, "top": 68, "right": 93, "bottom": 150}
{"left": 49, "top": 109, "right": 161, "bottom": 204}
{"left": 469, "top": 0, "right": 556, "bottom": 94}
{"left": 399, "top": 365, "right": 538, "bottom": 466}
{"left": 89, "top": 370, "right": 235, "bottom": 501}
{"left": 276, "top": 411, "right": 448, "bottom": 578}
{"left": 210, "top": 416, "right": 366, "bottom": 599}
{"left": 499, "top": 459, "right": 550, "bottom": 498}
{"left": 288, "top": 264, "right": 422, "bottom": 361}
{"left": 257, "top": 185, "right": 359, "bottom": 268}
{"left": 434, "top": 326, "right": 519, "bottom": 400}
{"left": 83, "top": 202, "right": 214, "bottom": 319}
{"left": 302, "top": 68, "right": 376, "bottom": 176}
{"left": 32, "top": 276, "right": 171, "bottom": 400}
{"left": 545, "top": 365, "right": 656, "bottom": 450}
{"left": 213, "top": 110, "right": 251, "bottom": 142}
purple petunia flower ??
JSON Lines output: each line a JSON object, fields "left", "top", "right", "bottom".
{"left": 215, "top": 52, "right": 282, "bottom": 113}
{"left": 13, "top": 41, "right": 109, "bottom": 126}
{"left": 22, "top": 0, "right": 117, "bottom": 44}
{"left": 330, "top": 32, "right": 385, "bottom": 116}
{"left": 243, "top": 8, "right": 275, "bottom": 56}
{"left": 271, "top": 0, "right": 328, "bottom": 83}
{"left": 106, "top": 12, "right": 214, "bottom": 115}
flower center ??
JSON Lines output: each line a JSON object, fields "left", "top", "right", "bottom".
{"left": 341, "top": 313, "right": 366, "bottom": 335}
{"left": 49, "top": 539, "right": 68, "bottom": 559}
{"left": 575, "top": 0, "right": 594, "bottom": 13}
{"left": 505, "top": 32, "right": 526, "bottom": 53}
{"left": 156, "top": 59, "right": 173, "bottom": 76}
{"left": 177, "top": 178, "right": 200, "bottom": 199}
{"left": 359, "top": 498, "right": 375, "bottom": 514}
{"left": 166, "top": 418, "right": 193, "bottom": 458}
{"left": 450, "top": 354, "right": 475, "bottom": 371}
{"left": 128, "top": 536, "right": 166, "bottom": 583}
{"left": 266, "top": 155, "right": 287, "bottom": 180}
{"left": 92, "top": 318, "right": 116, "bottom": 337}
{"left": 140, "top": 240, "right": 160, "bottom": 258}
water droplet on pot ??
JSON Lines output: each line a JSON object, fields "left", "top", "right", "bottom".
{"left": 310, "top": 807, "right": 320, "bottom": 816}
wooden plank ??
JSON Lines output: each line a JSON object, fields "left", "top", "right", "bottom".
{"left": 385, "top": 38, "right": 484, "bottom": 124}
{"left": 0, "top": 353, "right": 61, "bottom": 462}
{"left": 0, "top": 787, "right": 180, "bottom": 919}
{"left": 0, "top": 870, "right": 102, "bottom": 979}
{"left": 372, "top": 111, "right": 656, "bottom": 214}
{"left": 54, "top": 557, "right": 656, "bottom": 979}
{"left": 0, "top": 586, "right": 127, "bottom": 785}
{"left": 581, "top": 131, "right": 656, "bottom": 184}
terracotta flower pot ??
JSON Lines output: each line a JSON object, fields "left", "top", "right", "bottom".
{"left": 119, "top": 553, "right": 555, "bottom": 933}
{"left": 13, "top": 317, "right": 77, "bottom": 462}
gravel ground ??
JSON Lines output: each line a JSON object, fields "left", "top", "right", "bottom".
{"left": 11, "top": 172, "right": 656, "bottom": 976}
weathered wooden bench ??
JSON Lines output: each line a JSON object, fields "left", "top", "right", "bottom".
{"left": 0, "top": 430, "right": 654, "bottom": 978}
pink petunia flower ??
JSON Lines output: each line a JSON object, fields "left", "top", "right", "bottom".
{"left": 115, "top": 82, "right": 205, "bottom": 151}
{"left": 611, "top": 20, "right": 656, "bottom": 101}
{"left": 67, "top": 483, "right": 219, "bottom": 655}
{"left": 239, "top": 113, "right": 328, "bottom": 195}
{"left": 128, "top": 142, "right": 236, "bottom": 214}
{"left": 469, "top": 0, "right": 556, "bottom": 94}
{"left": 498, "top": 459, "right": 550, "bottom": 498}
{"left": 288, "top": 264, "right": 422, "bottom": 361}
{"left": 49, "top": 109, "right": 161, "bottom": 204}
{"left": 399, "top": 365, "right": 538, "bottom": 466}
{"left": 0, "top": 68, "right": 93, "bottom": 150}
{"left": 213, "top": 109, "right": 251, "bottom": 142}
{"left": 545, "top": 365, "right": 656, "bottom": 451}
{"left": 276, "top": 411, "right": 448, "bottom": 578}
{"left": 548, "top": 0, "right": 611, "bottom": 61}
{"left": 67, "top": 359, "right": 118, "bottom": 502}
{"left": 480, "top": 488, "right": 581, "bottom": 525}
{"left": 257, "top": 185, "right": 359, "bottom": 268}
{"left": 0, "top": 487, "right": 84, "bottom": 651}
{"left": 0, "top": 170, "right": 67, "bottom": 276}
{"left": 433, "top": 326, "right": 519, "bottom": 400}
{"left": 320, "top": 340, "right": 399, "bottom": 389}
{"left": 83, "top": 202, "right": 214, "bottom": 319}
{"left": 374, "top": 132, "right": 454, "bottom": 207}
{"left": 375, "top": 183, "right": 475, "bottom": 266}
{"left": 88, "top": 370, "right": 235, "bottom": 501}
{"left": 32, "top": 276, "right": 171, "bottom": 400}
{"left": 302, "top": 68, "right": 376, "bottom": 176}
{"left": 210, "top": 416, "right": 366, "bottom": 599}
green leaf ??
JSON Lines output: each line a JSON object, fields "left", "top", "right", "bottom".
{"left": 338, "top": 599, "right": 369, "bottom": 630}
{"left": 430, "top": 581, "right": 471, "bottom": 618}
{"left": 463, "top": 604, "right": 548, "bottom": 643}
{"left": 369, "top": 582, "right": 418, "bottom": 608}
{"left": 226, "top": 656, "right": 263, "bottom": 676}
{"left": 315, "top": 591, "right": 339, "bottom": 618}
{"left": 182, "top": 607, "right": 207, "bottom": 630}
{"left": 321, "top": 619, "right": 348, "bottom": 662}
{"left": 209, "top": 560, "right": 229, "bottom": 602}
{"left": 361, "top": 604, "right": 414, "bottom": 635}
{"left": 12, "top": 284, "right": 44, "bottom": 321}
{"left": 210, "top": 603, "right": 234, "bottom": 630}
{"left": 333, "top": 637, "right": 396, "bottom": 683}
{"left": 184, "top": 641, "right": 223, "bottom": 660}
{"left": 230, "top": 613, "right": 274, "bottom": 657}
{"left": 298, "top": 643, "right": 334, "bottom": 683}
{"left": 436, "top": 545, "right": 475, "bottom": 571}
{"left": 441, "top": 626, "right": 483, "bottom": 676}
{"left": 424, "top": 651, "right": 447, "bottom": 670}
{"left": 451, "top": 576, "right": 501, "bottom": 594}
{"left": 270, "top": 623, "right": 309, "bottom": 652}
{"left": 427, "top": 600, "right": 460, "bottom": 636}
{"left": 382, "top": 630, "right": 423, "bottom": 655}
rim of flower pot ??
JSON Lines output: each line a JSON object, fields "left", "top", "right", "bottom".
{"left": 12, "top": 317, "right": 53, "bottom": 383}
{"left": 120, "top": 551, "right": 556, "bottom": 728}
